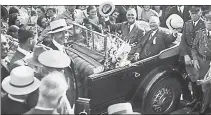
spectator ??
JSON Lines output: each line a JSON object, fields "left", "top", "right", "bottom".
{"left": 9, "top": 6, "right": 19, "bottom": 15}
{"left": 139, "top": 5, "right": 159, "bottom": 22}
{"left": 9, "top": 29, "right": 37, "bottom": 71}
{"left": 36, "top": 6, "right": 46, "bottom": 17}
{"left": 165, "top": 5, "right": 191, "bottom": 26}
{"left": 153, "top": 6, "right": 163, "bottom": 18}
{"left": 7, "top": 25, "right": 20, "bottom": 39}
{"left": 2, "top": 5, "right": 9, "bottom": 22}
{"left": 1, "top": 66, "right": 40, "bottom": 114}
{"left": 1, "top": 34, "right": 10, "bottom": 82}
{"left": 83, "top": 5, "right": 103, "bottom": 33}
{"left": 8, "top": 13, "right": 22, "bottom": 27}
{"left": 115, "top": 5, "right": 127, "bottom": 23}
{"left": 75, "top": 5, "right": 88, "bottom": 24}
{"left": 46, "top": 7, "right": 57, "bottom": 22}
{"left": 25, "top": 71, "right": 69, "bottom": 114}
{"left": 56, "top": 5, "right": 77, "bottom": 25}
{"left": 26, "top": 50, "right": 74, "bottom": 114}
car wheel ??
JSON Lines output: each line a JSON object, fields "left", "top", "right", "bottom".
{"left": 143, "top": 76, "right": 181, "bottom": 114}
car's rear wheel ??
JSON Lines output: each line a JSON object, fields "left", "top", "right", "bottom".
{"left": 143, "top": 76, "right": 181, "bottom": 114}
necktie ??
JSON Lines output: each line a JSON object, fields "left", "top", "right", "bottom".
{"left": 128, "top": 25, "right": 130, "bottom": 34}
{"left": 72, "top": 13, "right": 75, "bottom": 21}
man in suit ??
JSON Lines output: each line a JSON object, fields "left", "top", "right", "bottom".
{"left": 106, "top": 8, "right": 145, "bottom": 55}
{"left": 25, "top": 71, "right": 70, "bottom": 114}
{"left": 164, "top": 5, "right": 191, "bottom": 28}
{"left": 1, "top": 34, "right": 10, "bottom": 82}
{"left": 9, "top": 29, "right": 37, "bottom": 71}
{"left": 179, "top": 6, "right": 206, "bottom": 110}
{"left": 133, "top": 16, "right": 177, "bottom": 60}
{"left": 1, "top": 66, "right": 40, "bottom": 114}
{"left": 26, "top": 50, "right": 74, "bottom": 114}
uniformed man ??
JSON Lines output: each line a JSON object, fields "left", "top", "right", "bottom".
{"left": 192, "top": 14, "right": 211, "bottom": 114}
{"left": 179, "top": 6, "right": 205, "bottom": 109}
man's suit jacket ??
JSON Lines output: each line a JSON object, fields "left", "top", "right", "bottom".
{"left": 110, "top": 21, "right": 145, "bottom": 44}
{"left": 135, "top": 28, "right": 176, "bottom": 59}
{"left": 9, "top": 50, "right": 27, "bottom": 71}
{"left": 24, "top": 108, "right": 59, "bottom": 114}
{"left": 163, "top": 6, "right": 190, "bottom": 28}
{"left": 179, "top": 19, "right": 206, "bottom": 57}
{"left": 1, "top": 94, "right": 30, "bottom": 114}
{"left": 1, "top": 64, "right": 9, "bottom": 82}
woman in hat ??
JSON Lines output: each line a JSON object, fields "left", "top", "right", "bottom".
{"left": 1, "top": 66, "right": 40, "bottom": 114}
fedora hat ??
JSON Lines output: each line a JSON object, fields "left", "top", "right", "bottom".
{"left": 99, "top": 1, "right": 115, "bottom": 17}
{"left": 166, "top": 14, "right": 184, "bottom": 31}
{"left": 26, "top": 44, "right": 52, "bottom": 67}
{"left": 2, "top": 66, "right": 40, "bottom": 95}
{"left": 108, "top": 103, "right": 141, "bottom": 114}
{"left": 48, "top": 19, "right": 73, "bottom": 34}
{"left": 38, "top": 50, "right": 71, "bottom": 68}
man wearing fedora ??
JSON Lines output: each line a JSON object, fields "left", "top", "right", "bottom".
{"left": 133, "top": 16, "right": 177, "bottom": 60}
{"left": 1, "top": 66, "right": 40, "bottom": 114}
{"left": 191, "top": 13, "right": 211, "bottom": 114}
{"left": 25, "top": 50, "right": 74, "bottom": 114}
{"left": 179, "top": 6, "right": 206, "bottom": 110}
{"left": 47, "top": 19, "right": 72, "bottom": 51}
{"left": 9, "top": 29, "right": 37, "bottom": 71}
{"left": 25, "top": 71, "right": 70, "bottom": 114}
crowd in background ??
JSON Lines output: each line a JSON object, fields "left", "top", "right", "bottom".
{"left": 1, "top": 5, "right": 211, "bottom": 114}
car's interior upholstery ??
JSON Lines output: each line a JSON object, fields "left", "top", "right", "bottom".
{"left": 66, "top": 46, "right": 104, "bottom": 78}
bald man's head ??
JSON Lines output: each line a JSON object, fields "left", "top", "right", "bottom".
{"left": 149, "top": 16, "right": 160, "bottom": 30}
{"left": 126, "top": 8, "right": 137, "bottom": 24}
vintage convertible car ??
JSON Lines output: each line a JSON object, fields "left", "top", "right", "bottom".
{"left": 65, "top": 21, "right": 186, "bottom": 114}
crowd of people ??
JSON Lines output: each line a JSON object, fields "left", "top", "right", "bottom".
{"left": 1, "top": 5, "right": 211, "bottom": 114}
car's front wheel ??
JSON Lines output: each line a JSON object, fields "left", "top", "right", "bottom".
{"left": 143, "top": 76, "right": 182, "bottom": 114}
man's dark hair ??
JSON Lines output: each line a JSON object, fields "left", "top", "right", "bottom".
{"left": 9, "top": 7, "right": 19, "bottom": 15}
{"left": 37, "top": 6, "right": 45, "bottom": 13}
{"left": 8, "top": 13, "right": 18, "bottom": 26}
{"left": 18, "top": 29, "right": 34, "bottom": 44}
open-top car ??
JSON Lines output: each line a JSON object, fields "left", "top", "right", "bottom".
{"left": 65, "top": 21, "right": 186, "bottom": 114}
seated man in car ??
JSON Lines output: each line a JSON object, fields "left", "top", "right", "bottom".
{"left": 105, "top": 8, "right": 145, "bottom": 55}
{"left": 134, "top": 16, "right": 178, "bottom": 61}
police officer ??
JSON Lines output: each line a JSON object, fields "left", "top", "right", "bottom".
{"left": 179, "top": 6, "right": 205, "bottom": 110}
{"left": 192, "top": 13, "right": 211, "bottom": 114}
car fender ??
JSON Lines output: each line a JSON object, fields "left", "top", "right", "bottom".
{"left": 130, "top": 65, "right": 183, "bottom": 110}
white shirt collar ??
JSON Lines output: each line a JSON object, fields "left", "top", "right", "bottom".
{"left": 193, "top": 18, "right": 201, "bottom": 26}
{"left": 129, "top": 22, "right": 135, "bottom": 32}
{"left": 35, "top": 106, "right": 55, "bottom": 111}
{"left": 8, "top": 94, "right": 25, "bottom": 103}
{"left": 17, "top": 47, "right": 31, "bottom": 56}
{"left": 52, "top": 39, "right": 64, "bottom": 52}
{"left": 177, "top": 6, "right": 184, "bottom": 13}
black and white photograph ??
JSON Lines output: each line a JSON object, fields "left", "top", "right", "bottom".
{"left": 1, "top": 1, "right": 211, "bottom": 114}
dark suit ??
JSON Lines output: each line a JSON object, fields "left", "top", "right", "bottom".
{"left": 135, "top": 28, "right": 176, "bottom": 59}
{"left": 108, "top": 21, "right": 145, "bottom": 55}
{"left": 1, "top": 63, "right": 9, "bottom": 82}
{"left": 9, "top": 50, "right": 27, "bottom": 72}
{"left": 24, "top": 108, "right": 59, "bottom": 114}
{"left": 1, "top": 94, "right": 30, "bottom": 114}
{"left": 163, "top": 6, "right": 191, "bottom": 28}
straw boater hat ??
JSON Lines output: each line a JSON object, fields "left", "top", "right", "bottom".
{"left": 25, "top": 44, "right": 52, "bottom": 67}
{"left": 48, "top": 19, "right": 73, "bottom": 34}
{"left": 166, "top": 14, "right": 184, "bottom": 31}
{"left": 108, "top": 103, "right": 141, "bottom": 114}
{"left": 38, "top": 50, "right": 71, "bottom": 68}
{"left": 98, "top": 1, "right": 115, "bottom": 17}
{"left": 2, "top": 66, "right": 40, "bottom": 95}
